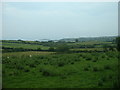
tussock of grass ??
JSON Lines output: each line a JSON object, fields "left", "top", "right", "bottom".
{"left": 2, "top": 51, "right": 118, "bottom": 88}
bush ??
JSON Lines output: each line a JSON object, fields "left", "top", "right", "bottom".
{"left": 24, "top": 66, "right": 30, "bottom": 72}
{"left": 84, "top": 67, "right": 89, "bottom": 71}
{"left": 42, "top": 70, "right": 51, "bottom": 76}
{"left": 58, "top": 62, "right": 65, "bottom": 67}
{"left": 101, "top": 55, "right": 106, "bottom": 58}
{"left": 40, "top": 67, "right": 57, "bottom": 76}
{"left": 37, "top": 47, "right": 42, "bottom": 51}
{"left": 48, "top": 47, "right": 55, "bottom": 51}
{"left": 116, "top": 37, "right": 120, "bottom": 51}
{"left": 29, "top": 64, "right": 36, "bottom": 68}
{"left": 24, "top": 69, "right": 30, "bottom": 72}
{"left": 71, "top": 62, "right": 74, "bottom": 64}
{"left": 85, "top": 57, "right": 92, "bottom": 61}
{"left": 92, "top": 59, "right": 97, "bottom": 62}
{"left": 44, "top": 62, "right": 48, "bottom": 65}
{"left": 39, "top": 56, "right": 45, "bottom": 59}
{"left": 56, "top": 44, "right": 70, "bottom": 53}
{"left": 104, "top": 65, "right": 111, "bottom": 70}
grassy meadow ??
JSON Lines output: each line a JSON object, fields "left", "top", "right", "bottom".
{"left": 1, "top": 39, "right": 119, "bottom": 88}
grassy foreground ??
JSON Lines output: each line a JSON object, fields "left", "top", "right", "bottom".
{"left": 2, "top": 51, "right": 118, "bottom": 88}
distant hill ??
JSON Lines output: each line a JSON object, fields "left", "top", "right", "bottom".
{"left": 59, "top": 36, "right": 117, "bottom": 42}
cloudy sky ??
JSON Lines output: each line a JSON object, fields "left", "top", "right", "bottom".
{"left": 2, "top": 2, "right": 118, "bottom": 40}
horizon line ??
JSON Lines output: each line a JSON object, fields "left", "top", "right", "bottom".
{"left": 1, "top": 35, "right": 118, "bottom": 41}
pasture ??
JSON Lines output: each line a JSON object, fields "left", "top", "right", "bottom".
{"left": 1, "top": 39, "right": 119, "bottom": 88}
{"left": 2, "top": 42, "right": 49, "bottom": 50}
{"left": 2, "top": 51, "right": 118, "bottom": 88}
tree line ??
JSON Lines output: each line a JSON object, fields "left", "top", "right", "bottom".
{"left": 2, "top": 37, "right": 120, "bottom": 53}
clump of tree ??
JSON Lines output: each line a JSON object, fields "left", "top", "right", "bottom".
{"left": 75, "top": 39, "right": 79, "bottom": 42}
{"left": 116, "top": 37, "right": 120, "bottom": 51}
{"left": 103, "top": 44, "right": 115, "bottom": 52}
{"left": 37, "top": 47, "right": 42, "bottom": 51}
{"left": 48, "top": 47, "right": 55, "bottom": 51}
{"left": 2, "top": 47, "right": 36, "bottom": 53}
{"left": 56, "top": 44, "right": 70, "bottom": 53}
{"left": 17, "top": 39, "right": 23, "bottom": 41}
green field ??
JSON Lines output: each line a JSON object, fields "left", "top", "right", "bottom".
{"left": 2, "top": 40, "right": 119, "bottom": 88}
{"left": 67, "top": 41, "right": 112, "bottom": 45}
{"left": 1, "top": 40, "right": 116, "bottom": 52}
{"left": 2, "top": 42, "right": 49, "bottom": 50}
{"left": 2, "top": 51, "right": 118, "bottom": 88}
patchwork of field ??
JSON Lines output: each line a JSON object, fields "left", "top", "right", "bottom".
{"left": 67, "top": 41, "right": 113, "bottom": 45}
{"left": 2, "top": 51, "right": 118, "bottom": 88}
{"left": 1, "top": 40, "right": 116, "bottom": 52}
{"left": 1, "top": 39, "right": 119, "bottom": 88}
{"left": 2, "top": 42, "right": 49, "bottom": 50}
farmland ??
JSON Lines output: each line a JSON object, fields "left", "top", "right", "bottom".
{"left": 1, "top": 37, "right": 119, "bottom": 88}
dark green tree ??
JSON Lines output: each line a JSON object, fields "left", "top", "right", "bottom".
{"left": 49, "top": 47, "right": 55, "bottom": 51}
{"left": 116, "top": 37, "right": 120, "bottom": 51}
{"left": 17, "top": 39, "right": 22, "bottom": 41}
{"left": 48, "top": 40, "right": 53, "bottom": 42}
{"left": 103, "top": 44, "right": 108, "bottom": 52}
{"left": 108, "top": 45, "right": 114, "bottom": 51}
{"left": 56, "top": 44, "right": 70, "bottom": 53}
{"left": 75, "top": 39, "right": 79, "bottom": 42}
{"left": 37, "top": 47, "right": 42, "bottom": 51}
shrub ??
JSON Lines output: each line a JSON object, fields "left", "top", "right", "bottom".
{"left": 57, "top": 62, "right": 65, "bottom": 67}
{"left": 48, "top": 47, "right": 55, "bottom": 51}
{"left": 86, "top": 57, "right": 92, "bottom": 61}
{"left": 56, "top": 44, "right": 70, "bottom": 53}
{"left": 39, "top": 56, "right": 44, "bottom": 59}
{"left": 104, "top": 65, "right": 111, "bottom": 70}
{"left": 71, "top": 62, "right": 74, "bottom": 64}
{"left": 84, "top": 67, "right": 89, "bottom": 71}
{"left": 29, "top": 64, "right": 36, "bottom": 68}
{"left": 82, "top": 56, "right": 86, "bottom": 58}
{"left": 24, "top": 69, "right": 30, "bottom": 72}
{"left": 79, "top": 54, "right": 83, "bottom": 57}
{"left": 44, "top": 62, "right": 48, "bottom": 65}
{"left": 37, "top": 47, "right": 42, "bottom": 51}
{"left": 42, "top": 70, "right": 51, "bottom": 76}
{"left": 116, "top": 37, "right": 120, "bottom": 51}
{"left": 92, "top": 59, "right": 97, "bottom": 62}
{"left": 101, "top": 55, "right": 105, "bottom": 58}
{"left": 24, "top": 66, "right": 30, "bottom": 72}
{"left": 40, "top": 68, "right": 56, "bottom": 76}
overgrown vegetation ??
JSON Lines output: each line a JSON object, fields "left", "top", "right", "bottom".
{"left": 1, "top": 37, "right": 119, "bottom": 88}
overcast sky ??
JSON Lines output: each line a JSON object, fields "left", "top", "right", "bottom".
{"left": 2, "top": 2, "right": 118, "bottom": 40}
